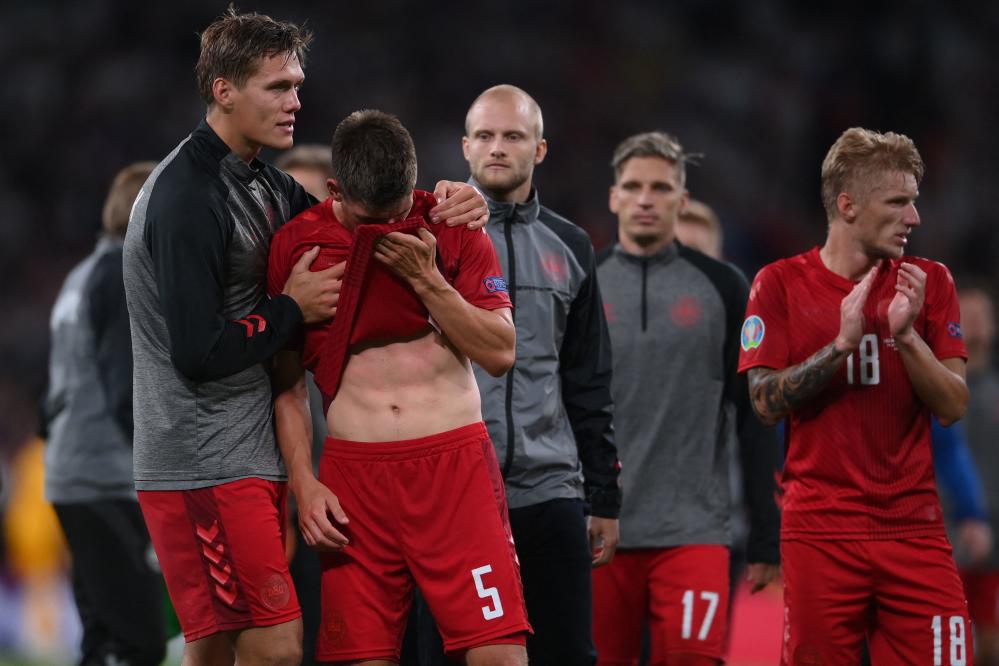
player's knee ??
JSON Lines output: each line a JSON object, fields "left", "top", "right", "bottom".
{"left": 464, "top": 643, "right": 528, "bottom": 666}
{"left": 266, "top": 643, "right": 302, "bottom": 666}
{"left": 182, "top": 634, "right": 235, "bottom": 666}
{"left": 265, "top": 639, "right": 302, "bottom": 666}
{"left": 241, "top": 635, "right": 301, "bottom": 666}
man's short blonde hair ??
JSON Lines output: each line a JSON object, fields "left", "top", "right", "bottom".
{"left": 820, "top": 127, "right": 925, "bottom": 220}
{"left": 103, "top": 162, "right": 156, "bottom": 238}
{"left": 274, "top": 144, "right": 333, "bottom": 179}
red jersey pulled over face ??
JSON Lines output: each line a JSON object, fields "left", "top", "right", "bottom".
{"left": 266, "top": 191, "right": 511, "bottom": 387}
{"left": 738, "top": 247, "right": 966, "bottom": 541}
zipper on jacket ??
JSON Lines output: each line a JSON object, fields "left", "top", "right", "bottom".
{"left": 502, "top": 217, "right": 517, "bottom": 479}
{"left": 641, "top": 259, "right": 648, "bottom": 332}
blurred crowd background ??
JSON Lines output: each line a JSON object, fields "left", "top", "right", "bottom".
{"left": 2, "top": 1, "right": 998, "bottom": 663}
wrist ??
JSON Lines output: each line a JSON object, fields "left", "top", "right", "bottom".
{"left": 833, "top": 336, "right": 856, "bottom": 354}
{"left": 289, "top": 470, "right": 317, "bottom": 495}
{"left": 412, "top": 269, "right": 448, "bottom": 297}
{"left": 893, "top": 329, "right": 917, "bottom": 349}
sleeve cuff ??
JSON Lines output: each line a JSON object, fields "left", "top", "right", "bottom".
{"left": 586, "top": 486, "right": 622, "bottom": 519}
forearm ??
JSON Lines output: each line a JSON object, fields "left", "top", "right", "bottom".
{"left": 274, "top": 384, "right": 316, "bottom": 491}
{"left": 272, "top": 352, "right": 316, "bottom": 489}
{"left": 165, "top": 295, "right": 304, "bottom": 382}
{"left": 580, "top": 447, "right": 622, "bottom": 518}
{"left": 747, "top": 341, "right": 849, "bottom": 425}
{"left": 149, "top": 207, "right": 303, "bottom": 382}
{"left": 895, "top": 332, "right": 968, "bottom": 425}
{"left": 413, "top": 272, "right": 515, "bottom": 376}
{"left": 563, "top": 361, "right": 620, "bottom": 518}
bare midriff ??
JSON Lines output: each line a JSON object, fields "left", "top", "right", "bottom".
{"left": 326, "top": 328, "right": 482, "bottom": 441}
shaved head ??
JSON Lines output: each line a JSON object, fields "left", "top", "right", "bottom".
{"left": 465, "top": 84, "right": 544, "bottom": 139}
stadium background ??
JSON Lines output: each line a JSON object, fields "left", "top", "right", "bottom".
{"left": 1, "top": 0, "right": 998, "bottom": 663}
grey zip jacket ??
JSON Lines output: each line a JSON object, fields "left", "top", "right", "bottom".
{"left": 45, "top": 236, "right": 135, "bottom": 503}
{"left": 473, "top": 183, "right": 621, "bottom": 518}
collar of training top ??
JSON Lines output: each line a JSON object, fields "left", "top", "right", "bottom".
{"left": 470, "top": 177, "right": 541, "bottom": 225}
{"left": 194, "top": 119, "right": 267, "bottom": 183}
{"left": 613, "top": 239, "right": 680, "bottom": 266}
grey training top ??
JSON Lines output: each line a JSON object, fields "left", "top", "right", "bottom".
{"left": 597, "top": 241, "right": 780, "bottom": 560}
{"left": 474, "top": 185, "right": 621, "bottom": 517}
{"left": 124, "top": 121, "right": 310, "bottom": 490}
{"left": 45, "top": 236, "right": 135, "bottom": 503}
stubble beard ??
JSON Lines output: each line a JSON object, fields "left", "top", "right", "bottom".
{"left": 628, "top": 230, "right": 665, "bottom": 249}
{"left": 474, "top": 165, "right": 527, "bottom": 199}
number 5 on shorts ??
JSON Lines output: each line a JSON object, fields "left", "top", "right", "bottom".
{"left": 471, "top": 565, "right": 505, "bottom": 621}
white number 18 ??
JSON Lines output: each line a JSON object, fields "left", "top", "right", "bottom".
{"left": 932, "top": 615, "right": 966, "bottom": 665}
{"left": 847, "top": 333, "right": 880, "bottom": 385}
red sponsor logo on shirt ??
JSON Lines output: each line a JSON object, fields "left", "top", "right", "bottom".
{"left": 670, "top": 297, "right": 702, "bottom": 327}
{"left": 541, "top": 253, "right": 568, "bottom": 284}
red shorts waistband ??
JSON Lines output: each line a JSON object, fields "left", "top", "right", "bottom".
{"left": 323, "top": 421, "right": 489, "bottom": 461}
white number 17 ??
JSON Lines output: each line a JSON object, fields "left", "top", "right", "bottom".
{"left": 681, "top": 590, "right": 719, "bottom": 640}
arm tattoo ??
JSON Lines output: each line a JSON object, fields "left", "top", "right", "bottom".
{"left": 747, "top": 342, "right": 849, "bottom": 425}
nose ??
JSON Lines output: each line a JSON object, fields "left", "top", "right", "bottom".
{"left": 637, "top": 186, "right": 655, "bottom": 207}
{"left": 905, "top": 203, "right": 920, "bottom": 227}
{"left": 286, "top": 88, "right": 302, "bottom": 113}
{"left": 488, "top": 138, "right": 505, "bottom": 157}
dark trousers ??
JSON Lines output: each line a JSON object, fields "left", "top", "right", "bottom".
{"left": 401, "top": 497, "right": 595, "bottom": 666}
{"left": 290, "top": 531, "right": 322, "bottom": 665}
{"left": 53, "top": 500, "right": 165, "bottom": 666}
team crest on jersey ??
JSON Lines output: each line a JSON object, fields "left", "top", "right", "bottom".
{"left": 741, "top": 315, "right": 765, "bottom": 351}
{"left": 483, "top": 276, "right": 508, "bottom": 293}
{"left": 947, "top": 322, "right": 963, "bottom": 338}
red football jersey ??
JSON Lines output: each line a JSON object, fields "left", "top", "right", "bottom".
{"left": 738, "top": 247, "right": 967, "bottom": 540}
{"left": 267, "top": 191, "right": 511, "bottom": 384}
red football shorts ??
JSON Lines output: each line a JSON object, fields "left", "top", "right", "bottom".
{"left": 782, "top": 537, "right": 973, "bottom": 665}
{"left": 961, "top": 568, "right": 999, "bottom": 631}
{"left": 316, "top": 422, "right": 530, "bottom": 663}
{"left": 592, "top": 545, "right": 730, "bottom": 664}
{"left": 137, "top": 478, "right": 300, "bottom": 642}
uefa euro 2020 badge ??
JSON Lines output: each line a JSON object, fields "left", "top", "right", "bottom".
{"left": 741, "top": 315, "right": 765, "bottom": 351}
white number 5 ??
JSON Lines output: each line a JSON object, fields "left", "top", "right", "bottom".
{"left": 471, "top": 565, "right": 504, "bottom": 621}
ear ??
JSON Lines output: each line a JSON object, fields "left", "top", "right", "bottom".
{"left": 837, "top": 191, "right": 857, "bottom": 222}
{"left": 534, "top": 138, "right": 548, "bottom": 166}
{"left": 608, "top": 184, "right": 619, "bottom": 214}
{"left": 677, "top": 189, "right": 690, "bottom": 216}
{"left": 461, "top": 136, "right": 471, "bottom": 161}
{"left": 327, "top": 179, "right": 343, "bottom": 201}
{"left": 211, "top": 77, "right": 235, "bottom": 110}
